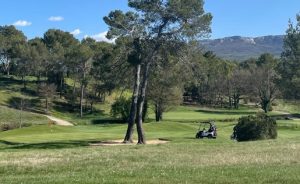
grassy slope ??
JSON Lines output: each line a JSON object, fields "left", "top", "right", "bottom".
{"left": 0, "top": 106, "right": 49, "bottom": 127}
{"left": 0, "top": 76, "right": 113, "bottom": 126}
{"left": 0, "top": 76, "right": 49, "bottom": 127}
{"left": 0, "top": 76, "right": 127, "bottom": 127}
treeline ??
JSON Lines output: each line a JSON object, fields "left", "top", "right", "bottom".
{"left": 184, "top": 52, "right": 279, "bottom": 113}
{"left": 184, "top": 15, "right": 300, "bottom": 113}
{"left": 1, "top": 13, "right": 300, "bottom": 125}
{"left": 0, "top": 26, "right": 127, "bottom": 117}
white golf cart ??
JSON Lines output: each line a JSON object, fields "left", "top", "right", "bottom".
{"left": 195, "top": 121, "right": 217, "bottom": 139}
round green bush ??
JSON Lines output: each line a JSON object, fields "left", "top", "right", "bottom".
{"left": 233, "top": 114, "right": 277, "bottom": 142}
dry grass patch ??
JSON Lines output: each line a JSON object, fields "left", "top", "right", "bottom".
{"left": 0, "top": 155, "right": 63, "bottom": 167}
{"left": 89, "top": 139, "right": 169, "bottom": 146}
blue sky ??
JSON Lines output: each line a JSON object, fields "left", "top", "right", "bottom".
{"left": 0, "top": 0, "right": 299, "bottom": 40}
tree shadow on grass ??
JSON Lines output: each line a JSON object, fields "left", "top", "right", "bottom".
{"left": 270, "top": 114, "right": 300, "bottom": 120}
{"left": 0, "top": 76, "right": 39, "bottom": 95}
{"left": 20, "top": 87, "right": 38, "bottom": 96}
{"left": 6, "top": 96, "right": 45, "bottom": 114}
{"left": 0, "top": 140, "right": 97, "bottom": 150}
{"left": 52, "top": 101, "right": 106, "bottom": 116}
{"left": 194, "top": 109, "right": 257, "bottom": 115}
{"left": 91, "top": 118, "right": 125, "bottom": 125}
{"left": 52, "top": 101, "right": 76, "bottom": 113}
{"left": 0, "top": 76, "right": 22, "bottom": 88}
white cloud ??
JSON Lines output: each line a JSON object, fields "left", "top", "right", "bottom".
{"left": 13, "top": 20, "right": 32, "bottom": 27}
{"left": 48, "top": 16, "right": 64, "bottom": 22}
{"left": 71, "top": 29, "right": 82, "bottom": 36}
{"left": 84, "top": 31, "right": 115, "bottom": 43}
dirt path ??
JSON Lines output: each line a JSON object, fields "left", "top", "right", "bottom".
{"left": 45, "top": 115, "right": 74, "bottom": 126}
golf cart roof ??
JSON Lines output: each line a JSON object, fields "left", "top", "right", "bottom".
{"left": 199, "top": 121, "right": 216, "bottom": 126}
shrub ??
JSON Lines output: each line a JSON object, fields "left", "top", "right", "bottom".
{"left": 267, "top": 103, "right": 273, "bottom": 112}
{"left": 271, "top": 101, "right": 279, "bottom": 106}
{"left": 111, "top": 97, "right": 131, "bottom": 122}
{"left": 0, "top": 123, "right": 17, "bottom": 131}
{"left": 0, "top": 122, "right": 31, "bottom": 131}
{"left": 233, "top": 114, "right": 277, "bottom": 142}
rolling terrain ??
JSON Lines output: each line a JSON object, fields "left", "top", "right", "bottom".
{"left": 0, "top": 76, "right": 299, "bottom": 183}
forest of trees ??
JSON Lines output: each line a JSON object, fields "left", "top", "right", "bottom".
{"left": 1, "top": 1, "right": 300, "bottom": 144}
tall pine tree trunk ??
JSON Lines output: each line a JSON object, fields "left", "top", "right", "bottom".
{"left": 123, "top": 64, "right": 141, "bottom": 143}
{"left": 228, "top": 96, "right": 232, "bottom": 109}
{"left": 22, "top": 76, "right": 26, "bottom": 90}
{"left": 6, "top": 59, "right": 10, "bottom": 76}
{"left": 155, "top": 103, "right": 162, "bottom": 122}
{"left": 45, "top": 97, "right": 48, "bottom": 113}
{"left": 37, "top": 73, "right": 41, "bottom": 83}
{"left": 80, "top": 72, "right": 86, "bottom": 118}
{"left": 80, "top": 83, "right": 84, "bottom": 118}
{"left": 90, "top": 101, "right": 94, "bottom": 113}
{"left": 59, "top": 74, "right": 63, "bottom": 98}
{"left": 136, "top": 63, "right": 150, "bottom": 144}
{"left": 71, "top": 79, "right": 77, "bottom": 110}
{"left": 233, "top": 93, "right": 240, "bottom": 109}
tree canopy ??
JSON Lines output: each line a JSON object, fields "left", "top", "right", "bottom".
{"left": 104, "top": 0, "right": 212, "bottom": 144}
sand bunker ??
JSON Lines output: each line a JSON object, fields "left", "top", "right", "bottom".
{"left": 90, "top": 139, "right": 169, "bottom": 146}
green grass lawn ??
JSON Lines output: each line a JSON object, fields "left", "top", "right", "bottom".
{"left": 0, "top": 76, "right": 299, "bottom": 183}
{"left": 0, "top": 115, "right": 299, "bottom": 183}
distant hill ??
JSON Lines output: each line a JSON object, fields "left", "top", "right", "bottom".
{"left": 200, "top": 35, "right": 284, "bottom": 61}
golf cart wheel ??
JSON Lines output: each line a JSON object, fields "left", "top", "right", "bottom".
{"left": 196, "top": 131, "right": 203, "bottom": 139}
{"left": 196, "top": 135, "right": 204, "bottom": 139}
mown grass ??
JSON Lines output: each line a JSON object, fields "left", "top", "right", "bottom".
{"left": 0, "top": 115, "right": 299, "bottom": 184}
{"left": 0, "top": 75, "right": 299, "bottom": 183}
{"left": 1, "top": 143, "right": 300, "bottom": 184}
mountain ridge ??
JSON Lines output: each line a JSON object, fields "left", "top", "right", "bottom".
{"left": 201, "top": 35, "right": 284, "bottom": 61}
